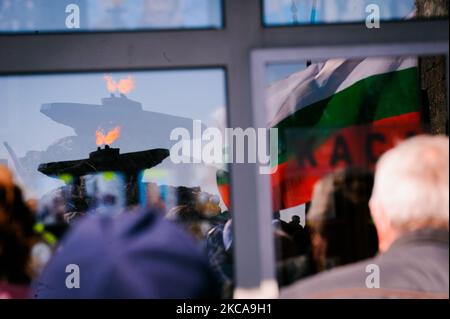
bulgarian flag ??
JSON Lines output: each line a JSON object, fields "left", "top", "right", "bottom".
{"left": 218, "top": 56, "right": 422, "bottom": 211}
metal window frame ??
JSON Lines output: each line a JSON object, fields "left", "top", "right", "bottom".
{"left": 250, "top": 41, "right": 449, "bottom": 298}
{"left": 0, "top": 0, "right": 448, "bottom": 299}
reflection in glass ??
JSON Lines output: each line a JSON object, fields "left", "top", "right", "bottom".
{"left": 0, "top": 67, "right": 237, "bottom": 297}
{"left": 0, "top": 0, "right": 222, "bottom": 32}
{"left": 0, "top": 69, "right": 227, "bottom": 237}
{"left": 0, "top": 67, "right": 236, "bottom": 296}
{"left": 263, "top": 0, "right": 416, "bottom": 26}
{"left": 264, "top": 54, "right": 447, "bottom": 288}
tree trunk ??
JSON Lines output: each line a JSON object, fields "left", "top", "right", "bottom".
{"left": 415, "top": 0, "right": 449, "bottom": 135}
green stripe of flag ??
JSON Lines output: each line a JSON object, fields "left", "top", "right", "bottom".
{"left": 275, "top": 67, "right": 420, "bottom": 164}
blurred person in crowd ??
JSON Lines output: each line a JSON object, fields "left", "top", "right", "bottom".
{"left": 275, "top": 224, "right": 311, "bottom": 287}
{"left": 272, "top": 211, "right": 289, "bottom": 231}
{"left": 286, "top": 215, "right": 311, "bottom": 256}
{"left": 33, "top": 207, "right": 220, "bottom": 298}
{"left": 0, "top": 165, "right": 36, "bottom": 298}
{"left": 288, "top": 215, "right": 302, "bottom": 229}
{"left": 36, "top": 187, "right": 71, "bottom": 241}
{"left": 307, "top": 167, "right": 378, "bottom": 272}
{"left": 166, "top": 204, "right": 206, "bottom": 242}
{"left": 282, "top": 135, "right": 449, "bottom": 298}
{"left": 206, "top": 218, "right": 234, "bottom": 298}
{"left": 276, "top": 167, "right": 378, "bottom": 287}
{"left": 208, "top": 217, "right": 311, "bottom": 294}
{"left": 166, "top": 187, "right": 221, "bottom": 243}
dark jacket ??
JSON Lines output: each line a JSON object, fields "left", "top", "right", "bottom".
{"left": 281, "top": 228, "right": 449, "bottom": 299}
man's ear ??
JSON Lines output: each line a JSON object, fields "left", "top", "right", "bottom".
{"left": 370, "top": 200, "right": 386, "bottom": 252}
{"left": 369, "top": 199, "right": 396, "bottom": 252}
{"left": 369, "top": 199, "right": 379, "bottom": 223}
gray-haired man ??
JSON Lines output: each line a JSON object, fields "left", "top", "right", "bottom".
{"left": 281, "top": 135, "right": 449, "bottom": 299}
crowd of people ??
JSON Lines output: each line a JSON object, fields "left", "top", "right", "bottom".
{"left": 0, "top": 134, "right": 448, "bottom": 299}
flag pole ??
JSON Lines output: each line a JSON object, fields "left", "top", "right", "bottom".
{"left": 306, "top": 0, "right": 318, "bottom": 66}
{"left": 291, "top": 0, "right": 299, "bottom": 24}
{"left": 310, "top": 0, "right": 317, "bottom": 24}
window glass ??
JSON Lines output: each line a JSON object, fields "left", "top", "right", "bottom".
{"left": 263, "top": 54, "right": 448, "bottom": 288}
{"left": 263, "top": 0, "right": 446, "bottom": 26}
{"left": 0, "top": 0, "right": 223, "bottom": 33}
{"left": 0, "top": 69, "right": 234, "bottom": 294}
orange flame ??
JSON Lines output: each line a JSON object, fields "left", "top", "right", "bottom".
{"left": 104, "top": 75, "right": 117, "bottom": 93}
{"left": 103, "top": 75, "right": 135, "bottom": 94}
{"left": 96, "top": 126, "right": 121, "bottom": 146}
